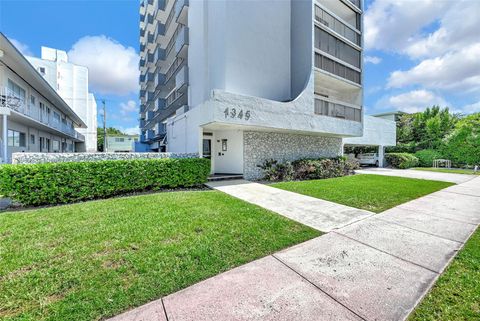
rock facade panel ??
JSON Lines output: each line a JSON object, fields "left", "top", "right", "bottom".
{"left": 243, "top": 131, "right": 343, "bottom": 180}
{"left": 12, "top": 152, "right": 199, "bottom": 164}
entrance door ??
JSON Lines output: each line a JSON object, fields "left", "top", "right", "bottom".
{"left": 213, "top": 130, "right": 243, "bottom": 174}
{"left": 202, "top": 138, "right": 211, "bottom": 159}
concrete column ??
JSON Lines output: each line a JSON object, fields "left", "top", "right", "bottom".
{"left": 378, "top": 145, "right": 385, "bottom": 167}
{"left": 2, "top": 114, "right": 7, "bottom": 163}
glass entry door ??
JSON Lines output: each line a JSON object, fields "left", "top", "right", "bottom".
{"left": 202, "top": 138, "right": 211, "bottom": 159}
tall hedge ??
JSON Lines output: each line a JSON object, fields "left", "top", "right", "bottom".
{"left": 0, "top": 158, "right": 211, "bottom": 206}
{"left": 385, "top": 153, "right": 419, "bottom": 169}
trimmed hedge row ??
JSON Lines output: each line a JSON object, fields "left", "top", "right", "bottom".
{"left": 0, "top": 158, "right": 211, "bottom": 206}
{"left": 414, "top": 149, "right": 442, "bottom": 167}
{"left": 385, "top": 153, "right": 419, "bottom": 169}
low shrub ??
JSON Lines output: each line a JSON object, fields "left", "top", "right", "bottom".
{"left": 385, "top": 153, "right": 419, "bottom": 169}
{"left": 0, "top": 158, "right": 211, "bottom": 206}
{"left": 257, "top": 159, "right": 294, "bottom": 181}
{"left": 414, "top": 149, "right": 443, "bottom": 167}
{"left": 258, "top": 157, "right": 359, "bottom": 181}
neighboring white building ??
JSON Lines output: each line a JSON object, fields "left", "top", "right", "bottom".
{"left": 0, "top": 33, "right": 87, "bottom": 163}
{"left": 27, "top": 47, "right": 97, "bottom": 152}
{"left": 107, "top": 135, "right": 139, "bottom": 153}
{"left": 138, "top": 0, "right": 393, "bottom": 179}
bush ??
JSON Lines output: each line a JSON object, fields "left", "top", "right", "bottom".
{"left": 257, "top": 159, "right": 294, "bottom": 181}
{"left": 0, "top": 158, "right": 211, "bottom": 206}
{"left": 259, "top": 157, "right": 359, "bottom": 181}
{"left": 385, "top": 153, "right": 419, "bottom": 169}
{"left": 414, "top": 149, "right": 442, "bottom": 167}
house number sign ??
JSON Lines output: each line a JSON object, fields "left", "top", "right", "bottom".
{"left": 224, "top": 108, "right": 251, "bottom": 121}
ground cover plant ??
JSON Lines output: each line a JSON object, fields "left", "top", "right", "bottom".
{"left": 273, "top": 174, "right": 452, "bottom": 213}
{"left": 0, "top": 190, "right": 320, "bottom": 320}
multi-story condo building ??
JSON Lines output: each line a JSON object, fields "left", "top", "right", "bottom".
{"left": 0, "top": 33, "right": 86, "bottom": 163}
{"left": 137, "top": 0, "right": 365, "bottom": 179}
{"left": 27, "top": 47, "right": 98, "bottom": 152}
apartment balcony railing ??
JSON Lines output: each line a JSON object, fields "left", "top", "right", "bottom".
{"left": 175, "top": 0, "right": 189, "bottom": 25}
{"left": 314, "top": 26, "right": 361, "bottom": 69}
{"left": 314, "top": 97, "right": 361, "bottom": 122}
{"left": 315, "top": 5, "right": 361, "bottom": 45}
{"left": 165, "top": 56, "right": 184, "bottom": 84}
{"left": 346, "top": 0, "right": 361, "bottom": 10}
{"left": 0, "top": 87, "right": 85, "bottom": 140}
{"left": 175, "top": 26, "right": 189, "bottom": 58}
{"left": 314, "top": 52, "right": 361, "bottom": 85}
{"left": 163, "top": 3, "right": 176, "bottom": 33}
{"left": 165, "top": 24, "right": 182, "bottom": 57}
{"left": 175, "top": 65, "right": 188, "bottom": 91}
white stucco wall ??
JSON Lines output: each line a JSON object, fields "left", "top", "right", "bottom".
{"left": 189, "top": 0, "right": 294, "bottom": 107}
{"left": 343, "top": 115, "right": 396, "bottom": 146}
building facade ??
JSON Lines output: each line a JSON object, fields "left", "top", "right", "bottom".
{"left": 138, "top": 0, "right": 364, "bottom": 179}
{"left": 107, "top": 135, "right": 139, "bottom": 152}
{"left": 27, "top": 47, "right": 98, "bottom": 152}
{"left": 0, "top": 33, "right": 86, "bottom": 163}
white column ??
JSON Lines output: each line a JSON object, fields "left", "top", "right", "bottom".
{"left": 378, "top": 145, "right": 385, "bottom": 167}
{"left": 2, "top": 114, "right": 7, "bottom": 163}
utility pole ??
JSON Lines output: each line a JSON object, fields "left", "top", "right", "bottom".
{"left": 102, "top": 100, "right": 107, "bottom": 152}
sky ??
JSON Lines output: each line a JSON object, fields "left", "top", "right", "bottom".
{"left": 1, "top": 0, "right": 479, "bottom": 134}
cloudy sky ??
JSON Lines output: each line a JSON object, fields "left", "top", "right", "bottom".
{"left": 1, "top": 0, "right": 479, "bottom": 134}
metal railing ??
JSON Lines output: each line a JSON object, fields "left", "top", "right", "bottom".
{"left": 0, "top": 87, "right": 85, "bottom": 140}
{"left": 314, "top": 97, "right": 361, "bottom": 122}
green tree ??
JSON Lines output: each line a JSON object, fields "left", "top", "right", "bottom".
{"left": 442, "top": 113, "right": 480, "bottom": 166}
{"left": 97, "top": 127, "right": 125, "bottom": 152}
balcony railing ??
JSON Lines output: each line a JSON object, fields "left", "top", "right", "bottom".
{"left": 0, "top": 87, "right": 85, "bottom": 140}
{"left": 315, "top": 5, "right": 360, "bottom": 45}
{"left": 314, "top": 97, "right": 361, "bottom": 122}
{"left": 314, "top": 52, "right": 361, "bottom": 85}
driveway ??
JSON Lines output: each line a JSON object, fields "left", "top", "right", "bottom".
{"left": 109, "top": 177, "right": 480, "bottom": 321}
{"left": 356, "top": 167, "right": 476, "bottom": 184}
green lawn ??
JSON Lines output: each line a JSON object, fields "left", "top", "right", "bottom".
{"left": 0, "top": 191, "right": 320, "bottom": 321}
{"left": 413, "top": 167, "right": 480, "bottom": 175}
{"left": 409, "top": 227, "right": 480, "bottom": 321}
{"left": 272, "top": 174, "right": 453, "bottom": 213}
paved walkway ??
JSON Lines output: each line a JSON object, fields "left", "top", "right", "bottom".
{"left": 357, "top": 167, "right": 477, "bottom": 184}
{"left": 109, "top": 177, "right": 480, "bottom": 321}
{"left": 205, "top": 179, "right": 373, "bottom": 232}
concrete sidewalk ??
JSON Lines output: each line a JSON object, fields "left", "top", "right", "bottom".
{"left": 356, "top": 167, "right": 477, "bottom": 184}
{"left": 205, "top": 179, "right": 373, "bottom": 232}
{"left": 109, "top": 177, "right": 480, "bottom": 321}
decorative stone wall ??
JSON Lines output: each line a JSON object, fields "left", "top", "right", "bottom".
{"left": 12, "top": 152, "right": 199, "bottom": 164}
{"left": 243, "top": 131, "right": 343, "bottom": 180}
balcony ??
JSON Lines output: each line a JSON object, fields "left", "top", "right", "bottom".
{"left": 147, "top": 32, "right": 154, "bottom": 44}
{"left": 157, "top": 0, "right": 166, "bottom": 11}
{"left": 147, "top": 129, "right": 155, "bottom": 140}
{"left": 314, "top": 52, "right": 361, "bottom": 85}
{"left": 175, "top": 0, "right": 189, "bottom": 25}
{"left": 147, "top": 14, "right": 154, "bottom": 25}
{"left": 175, "top": 26, "right": 189, "bottom": 58}
{"left": 146, "top": 91, "right": 155, "bottom": 102}
{"left": 315, "top": 5, "right": 361, "bottom": 46}
{"left": 155, "top": 72, "right": 166, "bottom": 90}
{"left": 346, "top": 0, "right": 361, "bottom": 10}
{"left": 156, "top": 98, "right": 166, "bottom": 110}
{"left": 314, "top": 97, "right": 361, "bottom": 122}
{"left": 139, "top": 119, "right": 146, "bottom": 128}
{"left": 146, "top": 110, "right": 154, "bottom": 121}
{"left": 139, "top": 58, "right": 146, "bottom": 68}
{"left": 154, "top": 21, "right": 166, "bottom": 41}
{"left": 175, "top": 65, "right": 188, "bottom": 91}
{"left": 0, "top": 87, "right": 85, "bottom": 140}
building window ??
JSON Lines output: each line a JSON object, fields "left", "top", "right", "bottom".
{"left": 30, "top": 134, "right": 35, "bottom": 145}
{"left": 7, "top": 79, "right": 26, "bottom": 102}
{"left": 7, "top": 130, "right": 26, "bottom": 147}
{"left": 115, "top": 137, "right": 125, "bottom": 142}
{"left": 30, "top": 95, "right": 36, "bottom": 106}
{"left": 38, "top": 67, "right": 46, "bottom": 75}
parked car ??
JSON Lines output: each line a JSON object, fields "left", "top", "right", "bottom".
{"left": 357, "top": 153, "right": 379, "bottom": 166}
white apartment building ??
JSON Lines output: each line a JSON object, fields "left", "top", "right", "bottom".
{"left": 27, "top": 47, "right": 98, "bottom": 152}
{"left": 138, "top": 0, "right": 394, "bottom": 179}
{"left": 0, "top": 33, "right": 87, "bottom": 163}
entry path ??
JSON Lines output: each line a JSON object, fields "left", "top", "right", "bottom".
{"left": 356, "top": 167, "right": 476, "bottom": 184}
{"left": 108, "top": 177, "right": 480, "bottom": 321}
{"left": 206, "top": 179, "right": 374, "bottom": 232}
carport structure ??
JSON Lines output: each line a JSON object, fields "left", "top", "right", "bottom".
{"left": 343, "top": 115, "right": 396, "bottom": 167}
